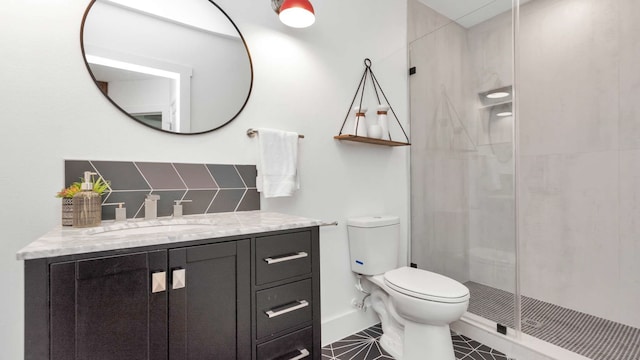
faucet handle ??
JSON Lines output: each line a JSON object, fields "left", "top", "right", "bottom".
{"left": 173, "top": 199, "right": 192, "bottom": 218}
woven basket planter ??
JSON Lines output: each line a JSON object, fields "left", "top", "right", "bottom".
{"left": 61, "top": 198, "right": 74, "bottom": 226}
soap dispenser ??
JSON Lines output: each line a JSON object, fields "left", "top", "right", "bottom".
{"left": 73, "top": 171, "right": 102, "bottom": 228}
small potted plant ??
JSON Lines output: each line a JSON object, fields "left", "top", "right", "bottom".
{"left": 56, "top": 176, "right": 110, "bottom": 226}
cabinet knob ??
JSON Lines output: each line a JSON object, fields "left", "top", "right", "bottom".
{"left": 172, "top": 268, "right": 186, "bottom": 290}
{"left": 151, "top": 271, "right": 166, "bottom": 293}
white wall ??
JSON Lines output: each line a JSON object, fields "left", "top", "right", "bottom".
{"left": 0, "top": 0, "right": 409, "bottom": 357}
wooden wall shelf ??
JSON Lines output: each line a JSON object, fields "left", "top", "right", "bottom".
{"left": 336, "top": 59, "right": 410, "bottom": 147}
{"left": 334, "top": 134, "right": 410, "bottom": 147}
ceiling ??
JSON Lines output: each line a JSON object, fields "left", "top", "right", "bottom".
{"left": 417, "top": 0, "right": 530, "bottom": 28}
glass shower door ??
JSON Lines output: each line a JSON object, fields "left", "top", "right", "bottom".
{"left": 408, "top": 0, "right": 518, "bottom": 333}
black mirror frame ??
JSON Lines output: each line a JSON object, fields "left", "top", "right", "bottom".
{"left": 80, "top": 0, "right": 254, "bottom": 135}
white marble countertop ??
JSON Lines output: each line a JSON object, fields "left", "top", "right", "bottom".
{"left": 17, "top": 211, "right": 330, "bottom": 260}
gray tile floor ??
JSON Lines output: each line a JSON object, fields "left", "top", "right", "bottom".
{"left": 322, "top": 323, "right": 509, "bottom": 360}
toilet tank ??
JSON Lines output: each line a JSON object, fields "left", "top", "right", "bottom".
{"left": 347, "top": 216, "right": 400, "bottom": 275}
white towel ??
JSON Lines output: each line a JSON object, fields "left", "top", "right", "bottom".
{"left": 255, "top": 128, "right": 300, "bottom": 198}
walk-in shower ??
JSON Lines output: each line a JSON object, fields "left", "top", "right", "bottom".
{"left": 409, "top": 0, "right": 640, "bottom": 359}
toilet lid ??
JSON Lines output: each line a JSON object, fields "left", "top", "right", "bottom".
{"left": 384, "top": 267, "right": 470, "bottom": 303}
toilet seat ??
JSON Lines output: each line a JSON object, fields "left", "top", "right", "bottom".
{"left": 384, "top": 267, "right": 470, "bottom": 304}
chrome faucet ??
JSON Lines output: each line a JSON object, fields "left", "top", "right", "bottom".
{"left": 173, "top": 199, "right": 193, "bottom": 218}
{"left": 144, "top": 194, "right": 160, "bottom": 220}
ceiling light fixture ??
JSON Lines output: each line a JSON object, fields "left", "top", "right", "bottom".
{"left": 496, "top": 111, "right": 513, "bottom": 117}
{"left": 272, "top": 0, "right": 315, "bottom": 28}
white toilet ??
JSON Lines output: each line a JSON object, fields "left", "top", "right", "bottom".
{"left": 347, "top": 216, "right": 470, "bottom": 360}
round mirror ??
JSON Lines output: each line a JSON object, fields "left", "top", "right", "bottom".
{"left": 81, "top": 0, "right": 253, "bottom": 134}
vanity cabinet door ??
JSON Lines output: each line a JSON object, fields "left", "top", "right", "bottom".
{"left": 50, "top": 251, "right": 168, "bottom": 360}
{"left": 168, "top": 240, "right": 250, "bottom": 360}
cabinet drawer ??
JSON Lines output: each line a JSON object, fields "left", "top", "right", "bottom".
{"left": 257, "top": 327, "right": 313, "bottom": 360}
{"left": 257, "top": 279, "right": 312, "bottom": 339}
{"left": 256, "top": 231, "right": 311, "bottom": 285}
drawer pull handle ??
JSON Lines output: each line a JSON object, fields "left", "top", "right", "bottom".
{"left": 264, "top": 252, "right": 308, "bottom": 265}
{"left": 172, "top": 268, "right": 186, "bottom": 290}
{"left": 151, "top": 271, "right": 166, "bottom": 293}
{"left": 265, "top": 300, "right": 309, "bottom": 318}
{"left": 287, "top": 348, "right": 310, "bottom": 360}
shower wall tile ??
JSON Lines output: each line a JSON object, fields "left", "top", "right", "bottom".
{"left": 618, "top": 0, "right": 640, "bottom": 150}
{"left": 407, "top": 0, "right": 451, "bottom": 43}
{"left": 469, "top": 196, "right": 515, "bottom": 253}
{"left": 431, "top": 211, "right": 470, "bottom": 283}
{"left": 65, "top": 160, "right": 259, "bottom": 220}
{"left": 518, "top": 151, "right": 620, "bottom": 323}
{"left": 409, "top": 13, "right": 476, "bottom": 155}
{"left": 518, "top": 0, "right": 620, "bottom": 157}
{"left": 467, "top": 146, "right": 515, "bottom": 292}
{"left": 467, "top": 8, "right": 513, "bottom": 149}
{"left": 618, "top": 149, "right": 640, "bottom": 327}
{"left": 409, "top": 1, "right": 474, "bottom": 286}
{"left": 467, "top": 8, "right": 513, "bottom": 94}
{"left": 431, "top": 155, "right": 469, "bottom": 213}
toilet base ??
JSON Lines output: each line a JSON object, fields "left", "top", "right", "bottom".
{"left": 364, "top": 274, "right": 464, "bottom": 360}
{"left": 379, "top": 328, "right": 403, "bottom": 359}
{"left": 403, "top": 322, "right": 455, "bottom": 360}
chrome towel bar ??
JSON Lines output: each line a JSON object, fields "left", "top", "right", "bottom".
{"left": 246, "top": 128, "right": 305, "bottom": 138}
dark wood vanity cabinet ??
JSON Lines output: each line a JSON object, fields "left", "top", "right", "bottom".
{"left": 49, "top": 251, "right": 170, "bottom": 360}
{"left": 24, "top": 227, "right": 320, "bottom": 360}
{"left": 252, "top": 230, "right": 321, "bottom": 360}
{"left": 46, "top": 241, "right": 250, "bottom": 360}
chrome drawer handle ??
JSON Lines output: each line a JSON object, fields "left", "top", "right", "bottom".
{"left": 287, "top": 348, "right": 310, "bottom": 360}
{"left": 265, "top": 300, "right": 309, "bottom": 318}
{"left": 264, "top": 252, "right": 308, "bottom": 265}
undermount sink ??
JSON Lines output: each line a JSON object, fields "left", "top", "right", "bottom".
{"left": 84, "top": 224, "right": 214, "bottom": 237}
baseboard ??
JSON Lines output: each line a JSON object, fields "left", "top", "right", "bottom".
{"left": 451, "top": 312, "right": 591, "bottom": 360}
{"left": 321, "top": 308, "right": 379, "bottom": 346}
